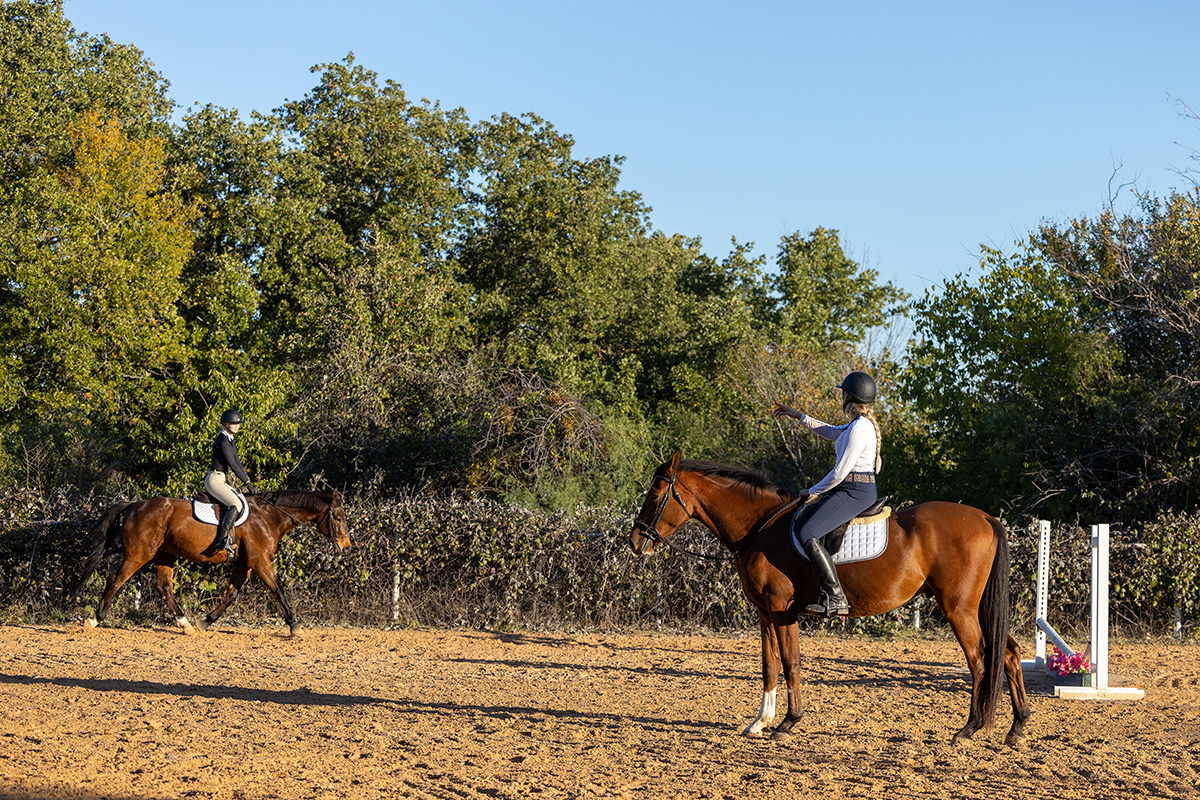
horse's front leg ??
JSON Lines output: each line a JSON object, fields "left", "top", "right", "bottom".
{"left": 770, "top": 618, "right": 805, "bottom": 740}
{"left": 197, "top": 559, "right": 250, "bottom": 631}
{"left": 743, "top": 610, "right": 781, "bottom": 737}
{"left": 153, "top": 561, "right": 198, "bottom": 636}
{"left": 248, "top": 558, "right": 301, "bottom": 637}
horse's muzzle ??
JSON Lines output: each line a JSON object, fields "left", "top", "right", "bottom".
{"left": 629, "top": 526, "right": 656, "bottom": 556}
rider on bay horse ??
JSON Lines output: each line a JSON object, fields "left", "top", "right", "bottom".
{"left": 205, "top": 408, "right": 253, "bottom": 559}
{"left": 772, "top": 371, "right": 882, "bottom": 616}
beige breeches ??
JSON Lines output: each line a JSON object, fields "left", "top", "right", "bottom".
{"left": 204, "top": 471, "right": 244, "bottom": 513}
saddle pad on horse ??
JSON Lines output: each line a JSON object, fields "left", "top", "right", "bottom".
{"left": 191, "top": 492, "right": 250, "bottom": 527}
{"left": 795, "top": 507, "right": 892, "bottom": 565}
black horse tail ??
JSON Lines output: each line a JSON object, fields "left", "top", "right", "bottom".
{"left": 72, "top": 501, "right": 133, "bottom": 601}
{"left": 977, "top": 515, "right": 1011, "bottom": 730}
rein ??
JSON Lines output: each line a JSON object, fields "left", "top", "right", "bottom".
{"left": 634, "top": 465, "right": 806, "bottom": 562}
{"left": 253, "top": 493, "right": 332, "bottom": 533}
{"left": 733, "top": 495, "right": 806, "bottom": 555}
{"left": 632, "top": 470, "right": 726, "bottom": 563}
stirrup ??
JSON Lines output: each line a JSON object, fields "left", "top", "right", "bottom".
{"left": 223, "top": 536, "right": 238, "bottom": 559}
{"left": 805, "top": 591, "right": 850, "bottom": 617}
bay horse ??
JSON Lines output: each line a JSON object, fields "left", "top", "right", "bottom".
{"left": 75, "top": 490, "right": 354, "bottom": 637}
{"left": 629, "top": 451, "right": 1031, "bottom": 745}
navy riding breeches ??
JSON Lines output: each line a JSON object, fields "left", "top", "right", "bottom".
{"left": 792, "top": 475, "right": 877, "bottom": 549}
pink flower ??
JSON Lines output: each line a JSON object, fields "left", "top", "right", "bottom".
{"left": 1048, "top": 646, "right": 1091, "bottom": 676}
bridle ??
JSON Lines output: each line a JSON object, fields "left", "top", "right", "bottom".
{"left": 631, "top": 467, "right": 725, "bottom": 562}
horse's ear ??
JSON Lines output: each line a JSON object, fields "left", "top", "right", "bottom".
{"left": 668, "top": 449, "right": 681, "bottom": 472}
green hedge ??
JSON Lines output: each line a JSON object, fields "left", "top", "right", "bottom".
{"left": 1, "top": 487, "right": 1196, "bottom": 639}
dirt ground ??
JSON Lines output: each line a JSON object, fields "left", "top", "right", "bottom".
{"left": 0, "top": 624, "right": 1195, "bottom": 800}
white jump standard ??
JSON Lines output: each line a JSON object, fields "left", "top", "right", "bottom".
{"left": 1022, "top": 522, "right": 1144, "bottom": 700}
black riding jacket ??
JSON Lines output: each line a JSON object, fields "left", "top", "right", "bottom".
{"left": 210, "top": 431, "right": 250, "bottom": 485}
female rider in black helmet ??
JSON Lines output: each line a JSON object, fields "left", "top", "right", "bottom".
{"left": 772, "top": 371, "right": 881, "bottom": 616}
{"left": 205, "top": 409, "right": 253, "bottom": 559}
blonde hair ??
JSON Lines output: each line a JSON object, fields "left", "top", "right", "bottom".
{"left": 843, "top": 400, "right": 882, "bottom": 474}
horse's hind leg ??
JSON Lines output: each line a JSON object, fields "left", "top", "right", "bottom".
{"left": 743, "top": 610, "right": 781, "bottom": 737}
{"left": 85, "top": 554, "right": 150, "bottom": 630}
{"left": 942, "top": 605, "right": 987, "bottom": 743}
{"left": 197, "top": 561, "right": 250, "bottom": 631}
{"left": 1003, "top": 634, "right": 1032, "bottom": 745}
{"left": 153, "top": 562, "right": 198, "bottom": 636}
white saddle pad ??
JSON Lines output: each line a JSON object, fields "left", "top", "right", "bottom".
{"left": 191, "top": 493, "right": 250, "bottom": 527}
{"left": 796, "top": 510, "right": 891, "bottom": 565}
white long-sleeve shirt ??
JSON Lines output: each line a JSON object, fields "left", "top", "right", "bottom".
{"left": 797, "top": 413, "right": 877, "bottom": 495}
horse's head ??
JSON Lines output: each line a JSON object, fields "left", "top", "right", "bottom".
{"left": 317, "top": 490, "right": 356, "bottom": 553}
{"left": 629, "top": 450, "right": 693, "bottom": 556}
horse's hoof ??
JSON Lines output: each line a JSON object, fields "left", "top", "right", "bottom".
{"left": 196, "top": 618, "right": 209, "bottom": 632}
{"left": 83, "top": 618, "right": 98, "bottom": 631}
{"left": 770, "top": 730, "right": 793, "bottom": 742}
{"left": 743, "top": 730, "right": 766, "bottom": 739}
{"left": 289, "top": 623, "right": 303, "bottom": 638}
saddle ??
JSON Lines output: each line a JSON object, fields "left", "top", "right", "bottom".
{"left": 812, "top": 496, "right": 891, "bottom": 559}
{"left": 191, "top": 491, "right": 250, "bottom": 527}
{"left": 755, "top": 495, "right": 893, "bottom": 565}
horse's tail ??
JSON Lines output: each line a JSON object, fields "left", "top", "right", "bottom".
{"left": 977, "top": 515, "right": 1011, "bottom": 729}
{"left": 72, "top": 501, "right": 133, "bottom": 601}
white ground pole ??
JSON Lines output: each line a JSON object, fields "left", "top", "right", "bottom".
{"left": 1022, "top": 522, "right": 1144, "bottom": 700}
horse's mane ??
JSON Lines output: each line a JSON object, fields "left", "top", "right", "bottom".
{"left": 254, "top": 490, "right": 335, "bottom": 512}
{"left": 675, "top": 459, "right": 794, "bottom": 500}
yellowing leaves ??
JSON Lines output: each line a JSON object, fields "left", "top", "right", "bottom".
{"left": 10, "top": 105, "right": 201, "bottom": 415}
{"left": 64, "top": 106, "right": 195, "bottom": 263}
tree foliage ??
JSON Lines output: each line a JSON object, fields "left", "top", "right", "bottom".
{"left": 0, "top": 4, "right": 953, "bottom": 518}
{"left": 903, "top": 189, "right": 1200, "bottom": 522}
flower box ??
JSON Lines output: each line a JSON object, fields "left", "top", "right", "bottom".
{"left": 1056, "top": 671, "right": 1093, "bottom": 687}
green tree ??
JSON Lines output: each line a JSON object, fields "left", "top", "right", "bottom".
{"left": 1032, "top": 190, "right": 1200, "bottom": 518}
{"left": 0, "top": 0, "right": 185, "bottom": 489}
{"left": 259, "top": 54, "right": 476, "bottom": 364}
{"left": 459, "top": 112, "right": 654, "bottom": 404}
{"left": 901, "top": 245, "right": 1102, "bottom": 512}
{"left": 771, "top": 228, "right": 905, "bottom": 349}
{"left": 0, "top": 106, "right": 197, "bottom": 487}
{"left": 899, "top": 190, "right": 1200, "bottom": 522}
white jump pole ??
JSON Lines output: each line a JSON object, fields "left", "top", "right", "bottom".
{"left": 1035, "top": 617, "right": 1074, "bottom": 657}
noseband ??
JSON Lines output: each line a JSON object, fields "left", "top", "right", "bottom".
{"left": 631, "top": 468, "right": 724, "bottom": 562}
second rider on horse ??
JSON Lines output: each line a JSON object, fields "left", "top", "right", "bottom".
{"left": 205, "top": 408, "right": 254, "bottom": 559}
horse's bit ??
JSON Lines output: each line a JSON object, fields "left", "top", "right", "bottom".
{"left": 631, "top": 469, "right": 724, "bottom": 562}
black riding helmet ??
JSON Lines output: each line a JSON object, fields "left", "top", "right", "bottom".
{"left": 220, "top": 408, "right": 244, "bottom": 426}
{"left": 837, "top": 371, "right": 877, "bottom": 404}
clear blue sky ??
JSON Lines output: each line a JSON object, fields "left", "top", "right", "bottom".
{"left": 64, "top": 1, "right": 1200, "bottom": 298}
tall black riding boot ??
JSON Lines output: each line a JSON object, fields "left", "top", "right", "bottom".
{"left": 215, "top": 505, "right": 238, "bottom": 559}
{"left": 802, "top": 537, "right": 850, "bottom": 616}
